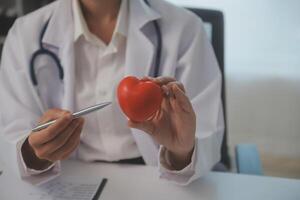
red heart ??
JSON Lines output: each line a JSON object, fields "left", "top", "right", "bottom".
{"left": 117, "top": 76, "right": 163, "bottom": 122}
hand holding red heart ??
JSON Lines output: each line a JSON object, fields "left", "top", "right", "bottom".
{"left": 117, "top": 76, "right": 196, "bottom": 170}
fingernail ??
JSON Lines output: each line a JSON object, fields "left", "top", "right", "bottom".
{"left": 162, "top": 85, "right": 169, "bottom": 96}
{"left": 62, "top": 114, "right": 71, "bottom": 120}
{"left": 64, "top": 111, "right": 71, "bottom": 116}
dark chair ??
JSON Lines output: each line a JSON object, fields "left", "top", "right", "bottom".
{"left": 0, "top": 16, "right": 16, "bottom": 36}
{"left": 188, "top": 8, "right": 263, "bottom": 175}
{"left": 22, "top": 0, "right": 55, "bottom": 14}
{"left": 187, "top": 8, "right": 230, "bottom": 169}
{"left": 0, "top": 15, "right": 17, "bottom": 59}
{"left": 0, "top": 0, "right": 56, "bottom": 59}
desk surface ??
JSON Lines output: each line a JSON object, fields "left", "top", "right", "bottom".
{"left": 0, "top": 160, "right": 300, "bottom": 200}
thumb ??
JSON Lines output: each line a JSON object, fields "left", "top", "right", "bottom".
{"left": 128, "top": 120, "right": 155, "bottom": 135}
{"left": 172, "top": 84, "right": 193, "bottom": 113}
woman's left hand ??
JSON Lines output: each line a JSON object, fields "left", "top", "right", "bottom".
{"left": 128, "top": 77, "right": 196, "bottom": 170}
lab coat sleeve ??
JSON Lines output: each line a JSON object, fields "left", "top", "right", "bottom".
{"left": 158, "top": 16, "right": 224, "bottom": 185}
{"left": 158, "top": 142, "right": 197, "bottom": 184}
{"left": 0, "top": 20, "right": 61, "bottom": 185}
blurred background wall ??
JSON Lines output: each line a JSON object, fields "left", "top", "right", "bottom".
{"left": 167, "top": 0, "right": 300, "bottom": 178}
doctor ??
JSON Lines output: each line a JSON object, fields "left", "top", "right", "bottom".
{"left": 0, "top": 0, "right": 223, "bottom": 185}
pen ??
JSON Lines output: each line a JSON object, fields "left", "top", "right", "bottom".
{"left": 32, "top": 102, "right": 111, "bottom": 132}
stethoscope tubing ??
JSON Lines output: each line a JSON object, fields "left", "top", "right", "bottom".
{"left": 29, "top": 0, "right": 162, "bottom": 86}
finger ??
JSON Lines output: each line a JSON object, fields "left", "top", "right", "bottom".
{"left": 142, "top": 77, "right": 182, "bottom": 97}
{"left": 164, "top": 84, "right": 175, "bottom": 98}
{"left": 30, "top": 118, "right": 82, "bottom": 160}
{"left": 164, "top": 81, "right": 185, "bottom": 98}
{"left": 141, "top": 76, "right": 153, "bottom": 81}
{"left": 150, "top": 76, "right": 176, "bottom": 86}
{"left": 161, "top": 95, "right": 172, "bottom": 112}
{"left": 128, "top": 120, "right": 155, "bottom": 135}
{"left": 57, "top": 122, "right": 84, "bottom": 161}
{"left": 29, "top": 113, "right": 74, "bottom": 147}
{"left": 147, "top": 111, "right": 157, "bottom": 121}
{"left": 38, "top": 118, "right": 84, "bottom": 155}
{"left": 39, "top": 109, "right": 71, "bottom": 124}
{"left": 47, "top": 122, "right": 84, "bottom": 162}
{"left": 167, "top": 81, "right": 186, "bottom": 93}
{"left": 161, "top": 85, "right": 170, "bottom": 97}
{"left": 148, "top": 106, "right": 162, "bottom": 121}
{"left": 172, "top": 84, "right": 193, "bottom": 113}
{"left": 60, "top": 124, "right": 83, "bottom": 160}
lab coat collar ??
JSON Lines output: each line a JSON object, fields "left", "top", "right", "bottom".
{"left": 130, "top": 0, "right": 161, "bottom": 29}
{"left": 42, "top": 0, "right": 161, "bottom": 48}
{"left": 73, "top": 0, "right": 129, "bottom": 45}
{"left": 42, "top": 0, "right": 74, "bottom": 48}
{"left": 124, "top": 0, "right": 162, "bottom": 77}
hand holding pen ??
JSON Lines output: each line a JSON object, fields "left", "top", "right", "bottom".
{"left": 21, "top": 102, "right": 111, "bottom": 170}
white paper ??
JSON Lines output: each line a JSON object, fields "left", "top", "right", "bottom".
{"left": 27, "top": 176, "right": 105, "bottom": 200}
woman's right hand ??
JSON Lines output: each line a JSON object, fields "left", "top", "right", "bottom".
{"left": 21, "top": 109, "right": 85, "bottom": 170}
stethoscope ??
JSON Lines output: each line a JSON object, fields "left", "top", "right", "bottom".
{"left": 29, "top": 0, "right": 162, "bottom": 87}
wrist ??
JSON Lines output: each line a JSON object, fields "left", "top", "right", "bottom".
{"left": 21, "top": 138, "right": 53, "bottom": 170}
{"left": 165, "top": 142, "right": 195, "bottom": 170}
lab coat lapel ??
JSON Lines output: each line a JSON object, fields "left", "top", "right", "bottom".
{"left": 125, "top": 0, "right": 161, "bottom": 77}
{"left": 60, "top": 36, "right": 76, "bottom": 112}
{"left": 42, "top": 0, "right": 76, "bottom": 112}
{"left": 125, "top": 0, "right": 162, "bottom": 165}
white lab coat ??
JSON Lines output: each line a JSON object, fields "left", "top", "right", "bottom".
{"left": 0, "top": 0, "right": 224, "bottom": 185}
